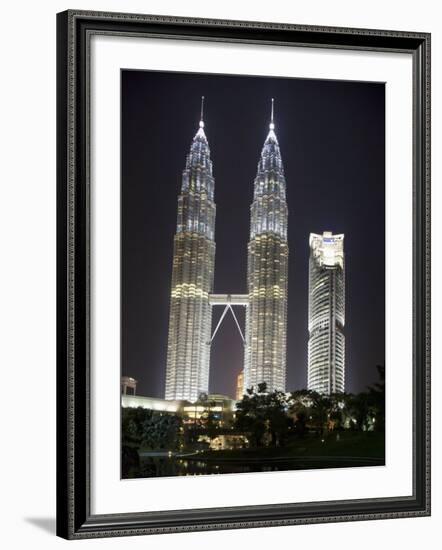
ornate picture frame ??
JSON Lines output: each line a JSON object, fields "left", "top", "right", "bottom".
{"left": 56, "top": 10, "right": 430, "bottom": 539}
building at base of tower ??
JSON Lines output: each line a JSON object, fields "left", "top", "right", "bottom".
{"left": 307, "top": 232, "right": 345, "bottom": 395}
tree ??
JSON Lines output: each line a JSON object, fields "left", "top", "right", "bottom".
{"left": 141, "top": 412, "right": 182, "bottom": 450}
{"left": 234, "top": 387, "right": 266, "bottom": 447}
{"left": 267, "top": 392, "right": 293, "bottom": 446}
{"left": 234, "top": 383, "right": 292, "bottom": 447}
{"left": 328, "top": 392, "right": 353, "bottom": 431}
{"left": 308, "top": 391, "right": 332, "bottom": 436}
{"left": 289, "top": 390, "right": 356, "bottom": 436}
{"left": 200, "top": 403, "right": 219, "bottom": 445}
{"left": 288, "top": 389, "right": 312, "bottom": 437}
{"left": 122, "top": 406, "right": 148, "bottom": 448}
{"left": 348, "top": 392, "right": 371, "bottom": 431}
{"left": 121, "top": 407, "right": 182, "bottom": 451}
{"left": 367, "top": 365, "right": 385, "bottom": 431}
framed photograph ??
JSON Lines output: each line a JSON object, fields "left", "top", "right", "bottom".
{"left": 56, "top": 10, "right": 431, "bottom": 539}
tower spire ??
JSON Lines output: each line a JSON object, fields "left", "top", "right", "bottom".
{"left": 199, "top": 96, "right": 205, "bottom": 128}
{"left": 269, "top": 98, "right": 275, "bottom": 130}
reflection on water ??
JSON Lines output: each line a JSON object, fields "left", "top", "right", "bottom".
{"left": 135, "top": 456, "right": 251, "bottom": 477}
{"left": 127, "top": 454, "right": 383, "bottom": 479}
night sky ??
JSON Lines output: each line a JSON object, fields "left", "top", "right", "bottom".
{"left": 121, "top": 70, "right": 385, "bottom": 400}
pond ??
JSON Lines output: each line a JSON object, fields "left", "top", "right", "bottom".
{"left": 126, "top": 451, "right": 384, "bottom": 478}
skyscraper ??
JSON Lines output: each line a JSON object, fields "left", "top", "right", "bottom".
{"left": 165, "top": 98, "right": 216, "bottom": 402}
{"left": 308, "top": 232, "right": 345, "bottom": 395}
{"left": 236, "top": 370, "right": 244, "bottom": 401}
{"left": 244, "top": 100, "right": 289, "bottom": 393}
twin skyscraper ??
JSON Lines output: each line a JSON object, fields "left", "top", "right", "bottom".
{"left": 164, "top": 98, "right": 344, "bottom": 402}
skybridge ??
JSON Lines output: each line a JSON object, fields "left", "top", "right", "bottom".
{"left": 208, "top": 294, "right": 248, "bottom": 345}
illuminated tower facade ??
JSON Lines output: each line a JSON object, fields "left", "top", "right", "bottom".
{"left": 244, "top": 100, "right": 289, "bottom": 393}
{"left": 308, "top": 232, "right": 345, "bottom": 395}
{"left": 236, "top": 370, "right": 244, "bottom": 401}
{"left": 165, "top": 98, "right": 216, "bottom": 402}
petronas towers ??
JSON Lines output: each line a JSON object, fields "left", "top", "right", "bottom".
{"left": 165, "top": 98, "right": 289, "bottom": 402}
{"left": 244, "top": 101, "right": 289, "bottom": 394}
{"left": 164, "top": 100, "right": 216, "bottom": 402}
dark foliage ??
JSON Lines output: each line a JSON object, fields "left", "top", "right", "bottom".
{"left": 121, "top": 406, "right": 182, "bottom": 450}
